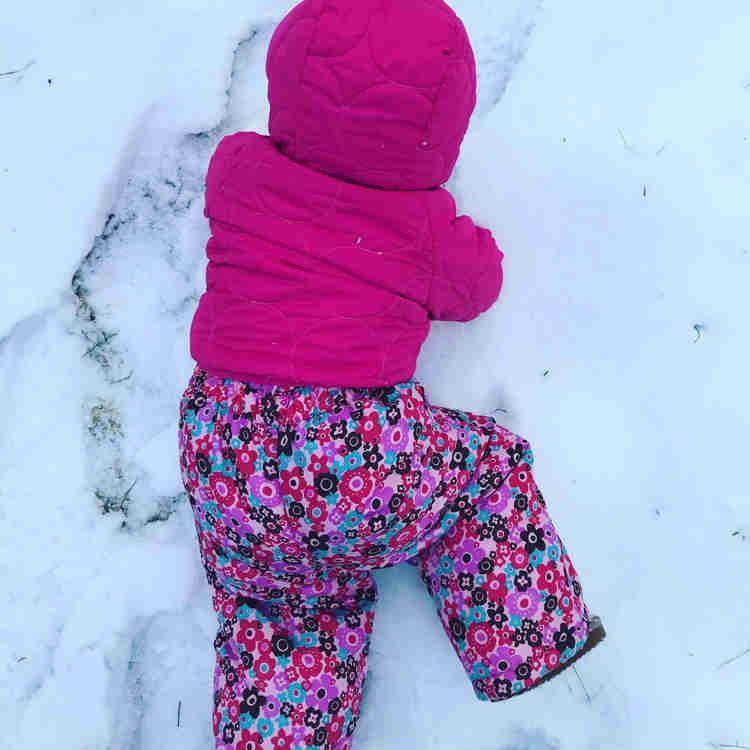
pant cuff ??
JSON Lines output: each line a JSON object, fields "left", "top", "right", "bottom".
{"left": 471, "top": 614, "right": 606, "bottom": 702}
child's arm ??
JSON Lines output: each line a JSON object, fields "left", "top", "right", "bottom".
{"left": 425, "top": 188, "right": 504, "bottom": 322}
{"left": 203, "top": 132, "right": 249, "bottom": 219}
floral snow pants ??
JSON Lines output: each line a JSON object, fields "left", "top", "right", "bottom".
{"left": 178, "top": 366, "right": 593, "bottom": 750}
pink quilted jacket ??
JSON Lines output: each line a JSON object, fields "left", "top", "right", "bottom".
{"left": 189, "top": 0, "right": 504, "bottom": 388}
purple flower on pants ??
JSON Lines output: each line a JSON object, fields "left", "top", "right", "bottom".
{"left": 507, "top": 589, "right": 541, "bottom": 618}
{"left": 489, "top": 646, "right": 522, "bottom": 678}
{"left": 454, "top": 539, "right": 483, "bottom": 573}
{"left": 306, "top": 675, "right": 337, "bottom": 710}
{"left": 383, "top": 423, "right": 409, "bottom": 452}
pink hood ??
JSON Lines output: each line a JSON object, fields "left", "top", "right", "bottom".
{"left": 189, "top": 0, "right": 503, "bottom": 388}
{"left": 266, "top": 0, "right": 477, "bottom": 190}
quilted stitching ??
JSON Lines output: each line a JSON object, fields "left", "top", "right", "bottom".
{"left": 268, "top": 0, "right": 476, "bottom": 191}
{"left": 189, "top": 0, "right": 503, "bottom": 388}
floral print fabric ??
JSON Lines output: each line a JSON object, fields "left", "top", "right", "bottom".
{"left": 178, "top": 366, "right": 592, "bottom": 749}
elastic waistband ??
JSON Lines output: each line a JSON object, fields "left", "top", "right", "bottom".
{"left": 185, "top": 365, "right": 426, "bottom": 423}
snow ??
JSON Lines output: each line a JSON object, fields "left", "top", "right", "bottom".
{"left": 1, "top": 1, "right": 749, "bottom": 749}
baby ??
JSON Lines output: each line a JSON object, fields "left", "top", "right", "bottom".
{"left": 178, "top": 1, "right": 604, "bottom": 748}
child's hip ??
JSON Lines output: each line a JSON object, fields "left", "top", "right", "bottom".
{"left": 178, "top": 364, "right": 503, "bottom": 593}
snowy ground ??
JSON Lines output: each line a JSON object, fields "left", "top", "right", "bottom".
{"left": 2, "top": 1, "right": 749, "bottom": 748}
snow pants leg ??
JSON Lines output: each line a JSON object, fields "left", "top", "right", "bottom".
{"left": 206, "top": 572, "right": 377, "bottom": 750}
{"left": 417, "top": 410, "right": 593, "bottom": 700}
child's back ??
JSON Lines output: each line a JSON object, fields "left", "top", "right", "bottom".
{"left": 191, "top": 132, "right": 502, "bottom": 387}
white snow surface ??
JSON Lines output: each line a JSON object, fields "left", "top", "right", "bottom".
{"left": 1, "top": 1, "right": 749, "bottom": 749}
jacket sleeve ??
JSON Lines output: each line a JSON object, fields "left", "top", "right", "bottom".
{"left": 203, "top": 132, "right": 250, "bottom": 219}
{"left": 425, "top": 188, "right": 504, "bottom": 322}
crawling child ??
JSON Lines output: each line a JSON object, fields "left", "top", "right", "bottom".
{"left": 178, "top": 1, "right": 605, "bottom": 748}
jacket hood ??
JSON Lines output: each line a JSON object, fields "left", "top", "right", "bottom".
{"left": 266, "top": 0, "right": 477, "bottom": 190}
